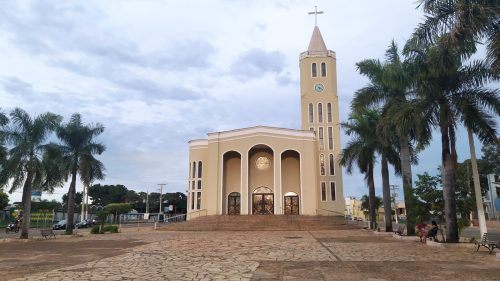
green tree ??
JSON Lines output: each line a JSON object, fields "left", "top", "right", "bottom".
{"left": 481, "top": 138, "right": 500, "bottom": 175}
{"left": 405, "top": 38, "right": 499, "bottom": 242}
{"left": 360, "top": 195, "right": 383, "bottom": 212}
{"left": 0, "top": 108, "right": 61, "bottom": 238}
{"left": 52, "top": 113, "right": 105, "bottom": 234}
{"left": 0, "top": 109, "right": 8, "bottom": 165}
{"left": 104, "top": 203, "right": 132, "bottom": 223}
{"left": 31, "top": 199, "right": 61, "bottom": 212}
{"left": 89, "top": 184, "right": 127, "bottom": 207}
{"left": 62, "top": 192, "right": 83, "bottom": 207}
{"left": 340, "top": 110, "right": 380, "bottom": 229}
{"left": 413, "top": 0, "right": 500, "bottom": 75}
{"left": 412, "top": 172, "right": 443, "bottom": 223}
{"left": 353, "top": 41, "right": 424, "bottom": 234}
{"left": 0, "top": 190, "right": 8, "bottom": 210}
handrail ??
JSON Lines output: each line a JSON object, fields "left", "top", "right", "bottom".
{"left": 187, "top": 209, "right": 207, "bottom": 220}
{"left": 316, "top": 208, "right": 345, "bottom": 217}
{"left": 166, "top": 214, "right": 186, "bottom": 224}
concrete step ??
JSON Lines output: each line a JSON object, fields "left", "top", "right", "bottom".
{"left": 160, "top": 215, "right": 363, "bottom": 231}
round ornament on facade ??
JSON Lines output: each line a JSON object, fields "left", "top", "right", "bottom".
{"left": 255, "top": 156, "right": 271, "bottom": 170}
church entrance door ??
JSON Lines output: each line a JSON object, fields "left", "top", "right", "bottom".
{"left": 284, "top": 196, "right": 299, "bottom": 215}
{"left": 227, "top": 192, "right": 240, "bottom": 215}
{"left": 252, "top": 194, "right": 274, "bottom": 215}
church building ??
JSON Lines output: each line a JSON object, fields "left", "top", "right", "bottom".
{"left": 187, "top": 24, "right": 344, "bottom": 218}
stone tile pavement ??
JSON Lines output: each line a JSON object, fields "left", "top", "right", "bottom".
{"left": 8, "top": 229, "right": 500, "bottom": 281}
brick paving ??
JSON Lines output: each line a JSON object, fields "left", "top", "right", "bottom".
{"left": 5, "top": 228, "right": 500, "bottom": 281}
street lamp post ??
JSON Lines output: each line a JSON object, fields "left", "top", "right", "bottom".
{"left": 158, "top": 183, "right": 167, "bottom": 216}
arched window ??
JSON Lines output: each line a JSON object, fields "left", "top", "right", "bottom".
{"left": 320, "top": 154, "right": 325, "bottom": 175}
{"left": 327, "top": 103, "right": 332, "bottom": 122}
{"left": 308, "top": 103, "right": 314, "bottom": 123}
{"left": 198, "top": 161, "right": 202, "bottom": 178}
{"left": 312, "top": 63, "right": 317, "bottom": 77}
{"left": 318, "top": 127, "right": 324, "bottom": 150}
{"left": 328, "top": 127, "right": 333, "bottom": 150}
{"left": 329, "top": 154, "right": 335, "bottom": 175}
{"left": 321, "top": 62, "right": 326, "bottom": 77}
{"left": 318, "top": 103, "right": 323, "bottom": 123}
{"left": 192, "top": 162, "right": 196, "bottom": 178}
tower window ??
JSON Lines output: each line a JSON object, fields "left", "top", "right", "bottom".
{"left": 198, "top": 161, "right": 203, "bottom": 178}
{"left": 329, "top": 154, "right": 335, "bottom": 175}
{"left": 191, "top": 192, "right": 195, "bottom": 209}
{"left": 197, "top": 180, "right": 202, "bottom": 190}
{"left": 320, "top": 154, "right": 325, "bottom": 175}
{"left": 327, "top": 103, "right": 332, "bottom": 122}
{"left": 318, "top": 103, "right": 323, "bottom": 123}
{"left": 330, "top": 182, "right": 336, "bottom": 201}
{"left": 308, "top": 103, "right": 314, "bottom": 123}
{"left": 321, "top": 62, "right": 327, "bottom": 77}
{"left": 321, "top": 182, "right": 326, "bottom": 201}
{"left": 192, "top": 181, "right": 195, "bottom": 190}
{"left": 312, "top": 63, "right": 317, "bottom": 77}
{"left": 197, "top": 192, "right": 202, "bottom": 209}
{"left": 328, "top": 127, "right": 333, "bottom": 150}
{"left": 192, "top": 162, "right": 196, "bottom": 178}
{"left": 318, "top": 127, "right": 324, "bottom": 150}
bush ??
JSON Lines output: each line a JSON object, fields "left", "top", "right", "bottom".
{"left": 90, "top": 225, "right": 101, "bottom": 234}
{"left": 91, "top": 224, "right": 119, "bottom": 234}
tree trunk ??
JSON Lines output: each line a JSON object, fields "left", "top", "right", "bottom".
{"left": 441, "top": 123, "right": 459, "bottom": 242}
{"left": 381, "top": 156, "right": 393, "bottom": 232}
{"left": 66, "top": 165, "right": 78, "bottom": 234}
{"left": 399, "top": 136, "right": 415, "bottom": 235}
{"left": 367, "top": 162, "right": 377, "bottom": 229}
{"left": 20, "top": 171, "right": 33, "bottom": 239}
{"left": 467, "top": 127, "right": 487, "bottom": 236}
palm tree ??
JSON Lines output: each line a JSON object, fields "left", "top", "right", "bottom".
{"left": 405, "top": 37, "right": 499, "bottom": 242}
{"left": 0, "top": 108, "right": 61, "bottom": 238}
{"left": 53, "top": 113, "right": 105, "bottom": 234}
{"left": 413, "top": 0, "right": 500, "bottom": 75}
{"left": 0, "top": 109, "right": 9, "bottom": 164}
{"left": 352, "top": 42, "right": 429, "bottom": 235}
{"left": 340, "top": 110, "right": 380, "bottom": 229}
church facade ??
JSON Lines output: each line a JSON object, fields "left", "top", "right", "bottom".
{"left": 187, "top": 25, "right": 344, "bottom": 218}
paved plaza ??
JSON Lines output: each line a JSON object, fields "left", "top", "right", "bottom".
{"left": 1, "top": 227, "right": 499, "bottom": 281}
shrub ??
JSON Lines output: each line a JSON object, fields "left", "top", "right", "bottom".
{"left": 103, "top": 225, "right": 119, "bottom": 233}
{"left": 90, "top": 225, "right": 101, "bottom": 234}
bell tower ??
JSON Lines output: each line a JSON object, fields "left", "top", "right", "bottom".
{"left": 299, "top": 19, "right": 344, "bottom": 212}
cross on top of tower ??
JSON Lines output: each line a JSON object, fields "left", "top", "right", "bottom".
{"left": 308, "top": 5, "right": 324, "bottom": 26}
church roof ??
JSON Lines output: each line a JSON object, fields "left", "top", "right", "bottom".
{"left": 307, "top": 26, "right": 327, "bottom": 52}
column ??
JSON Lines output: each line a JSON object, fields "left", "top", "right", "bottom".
{"left": 241, "top": 152, "right": 249, "bottom": 215}
{"left": 274, "top": 152, "right": 282, "bottom": 215}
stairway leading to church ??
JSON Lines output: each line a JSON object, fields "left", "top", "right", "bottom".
{"left": 159, "top": 215, "right": 363, "bottom": 231}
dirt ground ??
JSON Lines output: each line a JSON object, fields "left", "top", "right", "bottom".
{"left": 0, "top": 238, "right": 147, "bottom": 281}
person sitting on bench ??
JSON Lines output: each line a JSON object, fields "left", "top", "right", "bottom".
{"left": 427, "top": 221, "right": 439, "bottom": 242}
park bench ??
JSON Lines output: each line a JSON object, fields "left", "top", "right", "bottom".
{"left": 40, "top": 228, "right": 56, "bottom": 239}
{"left": 475, "top": 233, "right": 500, "bottom": 254}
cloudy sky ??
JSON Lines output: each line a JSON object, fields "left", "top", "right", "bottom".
{"left": 0, "top": 1, "right": 490, "bottom": 203}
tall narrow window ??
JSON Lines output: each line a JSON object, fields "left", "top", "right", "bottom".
{"left": 327, "top": 103, "right": 332, "bottom": 122}
{"left": 191, "top": 192, "right": 195, "bottom": 209}
{"left": 318, "top": 127, "right": 324, "bottom": 150}
{"left": 329, "top": 154, "right": 335, "bottom": 175}
{"left": 197, "top": 192, "right": 202, "bottom": 209}
{"left": 321, "top": 62, "right": 326, "bottom": 77}
{"left": 189, "top": 163, "right": 191, "bottom": 179}
{"left": 330, "top": 182, "right": 336, "bottom": 201}
{"left": 197, "top": 180, "right": 202, "bottom": 190}
{"left": 192, "top": 162, "right": 196, "bottom": 178}
{"left": 308, "top": 103, "right": 314, "bottom": 123}
{"left": 191, "top": 181, "right": 195, "bottom": 190}
{"left": 328, "top": 127, "right": 333, "bottom": 150}
{"left": 312, "top": 63, "right": 317, "bottom": 77}
{"left": 318, "top": 103, "right": 323, "bottom": 123}
{"left": 320, "top": 154, "right": 325, "bottom": 175}
{"left": 321, "top": 183, "right": 326, "bottom": 201}
{"left": 198, "top": 161, "right": 202, "bottom": 178}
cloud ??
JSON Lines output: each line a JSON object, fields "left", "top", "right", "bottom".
{"left": 230, "top": 48, "right": 287, "bottom": 82}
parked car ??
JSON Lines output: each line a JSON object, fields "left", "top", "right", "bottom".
{"left": 75, "top": 219, "right": 95, "bottom": 228}
{"left": 52, "top": 219, "right": 67, "bottom": 230}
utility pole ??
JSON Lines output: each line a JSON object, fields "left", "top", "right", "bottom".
{"left": 467, "top": 127, "right": 487, "bottom": 236}
{"left": 390, "top": 184, "right": 399, "bottom": 224}
{"left": 145, "top": 191, "right": 149, "bottom": 214}
{"left": 158, "top": 184, "right": 167, "bottom": 214}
